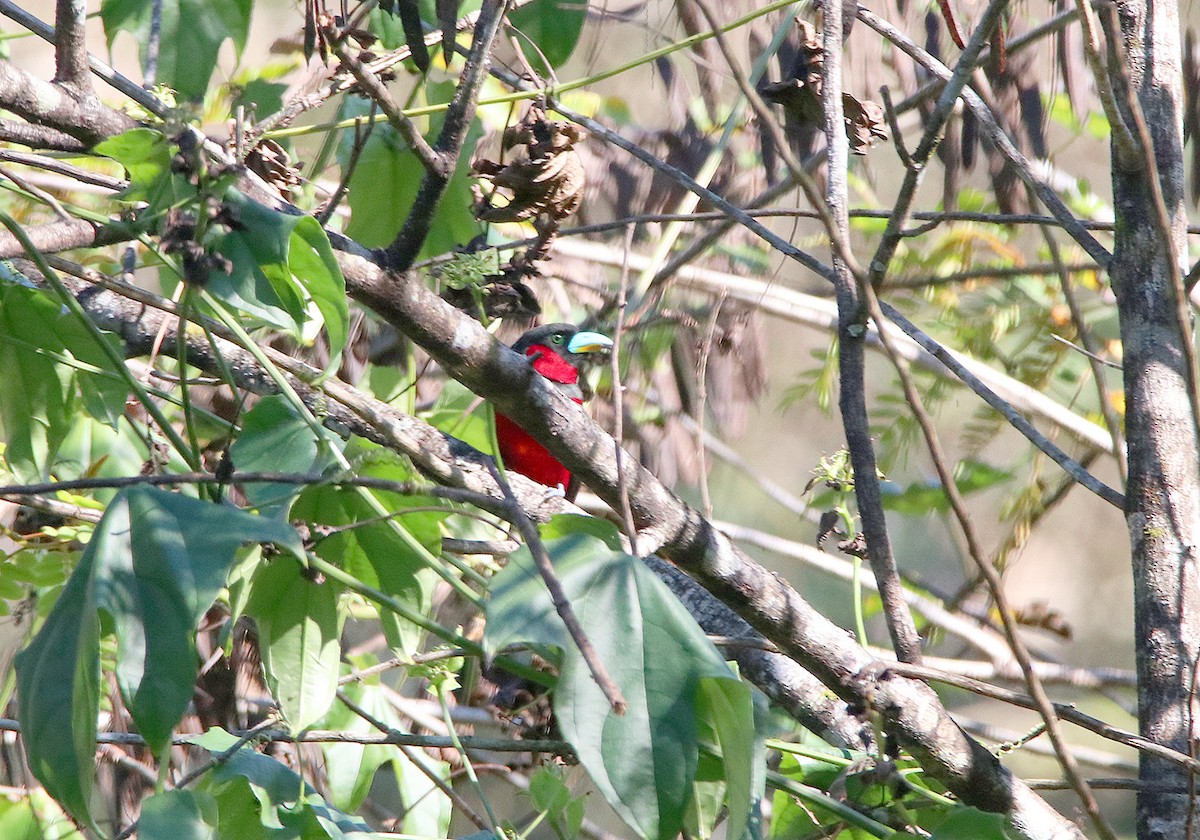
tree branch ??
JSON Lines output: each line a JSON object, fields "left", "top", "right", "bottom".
{"left": 0, "top": 117, "right": 87, "bottom": 152}
{"left": 858, "top": 7, "right": 1111, "bottom": 268}
{"left": 382, "top": 0, "right": 507, "bottom": 270}
{"left": 0, "top": 60, "right": 134, "bottom": 145}
{"left": 10, "top": 255, "right": 880, "bottom": 754}
{"left": 52, "top": 0, "right": 89, "bottom": 88}
{"left": 328, "top": 25, "right": 445, "bottom": 176}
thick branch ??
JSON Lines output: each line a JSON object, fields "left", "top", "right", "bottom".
{"left": 53, "top": 0, "right": 89, "bottom": 88}
{"left": 0, "top": 60, "right": 134, "bottom": 145}
{"left": 0, "top": 118, "right": 87, "bottom": 152}
{"left": 10, "top": 256, "right": 879, "bottom": 751}
{"left": 1104, "top": 2, "right": 1200, "bottom": 837}
{"left": 0, "top": 218, "right": 129, "bottom": 256}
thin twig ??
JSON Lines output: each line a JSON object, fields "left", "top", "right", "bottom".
{"left": 858, "top": 7, "right": 1111, "bottom": 268}
{"left": 1073, "top": 0, "right": 1138, "bottom": 167}
{"left": 335, "top": 689, "right": 490, "bottom": 830}
{"left": 486, "top": 462, "right": 628, "bottom": 715}
{"left": 867, "top": 0, "right": 1010, "bottom": 287}
{"left": 316, "top": 113, "right": 375, "bottom": 226}
{"left": 1042, "top": 227, "right": 1127, "bottom": 480}
{"left": 0, "top": 164, "right": 69, "bottom": 220}
{"left": 880, "top": 661, "right": 1200, "bottom": 774}
{"left": 693, "top": 292, "right": 723, "bottom": 520}
{"left": 866, "top": 295, "right": 1118, "bottom": 840}
{"left": 328, "top": 27, "right": 444, "bottom": 175}
{"left": 112, "top": 718, "right": 278, "bottom": 840}
{"left": 611, "top": 228, "right": 639, "bottom": 554}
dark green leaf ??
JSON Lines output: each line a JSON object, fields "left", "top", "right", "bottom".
{"left": 194, "top": 727, "right": 377, "bottom": 837}
{"left": 228, "top": 395, "right": 338, "bottom": 516}
{"left": 928, "top": 807, "right": 1008, "bottom": 839}
{"left": 0, "top": 281, "right": 128, "bottom": 480}
{"left": 210, "top": 190, "right": 348, "bottom": 367}
{"left": 232, "top": 78, "right": 288, "bottom": 118}
{"left": 139, "top": 789, "right": 220, "bottom": 840}
{"left": 101, "top": 0, "right": 253, "bottom": 101}
{"left": 487, "top": 532, "right": 750, "bottom": 840}
{"left": 508, "top": 0, "right": 586, "bottom": 70}
{"left": 15, "top": 486, "right": 302, "bottom": 827}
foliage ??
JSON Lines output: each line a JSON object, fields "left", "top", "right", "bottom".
{"left": 0, "top": 0, "right": 1164, "bottom": 838}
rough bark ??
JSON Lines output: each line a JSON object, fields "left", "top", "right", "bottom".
{"left": 1106, "top": 2, "right": 1200, "bottom": 837}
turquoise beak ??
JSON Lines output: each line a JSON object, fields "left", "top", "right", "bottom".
{"left": 567, "top": 331, "right": 614, "bottom": 354}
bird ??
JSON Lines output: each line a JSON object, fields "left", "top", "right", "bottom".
{"left": 494, "top": 323, "right": 613, "bottom": 500}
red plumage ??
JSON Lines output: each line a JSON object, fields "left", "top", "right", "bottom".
{"left": 494, "top": 325, "right": 610, "bottom": 499}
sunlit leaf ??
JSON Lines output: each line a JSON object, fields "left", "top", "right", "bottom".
{"left": 487, "top": 528, "right": 753, "bottom": 840}
{"left": 101, "top": 0, "right": 252, "bottom": 101}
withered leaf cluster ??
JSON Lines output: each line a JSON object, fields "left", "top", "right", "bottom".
{"left": 760, "top": 19, "right": 888, "bottom": 155}
{"left": 472, "top": 106, "right": 587, "bottom": 228}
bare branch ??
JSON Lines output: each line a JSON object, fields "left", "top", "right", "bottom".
{"left": 52, "top": 0, "right": 89, "bottom": 88}
{"left": 334, "top": 247, "right": 1088, "bottom": 839}
{"left": 382, "top": 0, "right": 508, "bottom": 270}
{"left": 328, "top": 25, "right": 445, "bottom": 176}
{"left": 858, "top": 7, "right": 1111, "bottom": 268}
{"left": 0, "top": 60, "right": 134, "bottom": 145}
{"left": 867, "top": 0, "right": 1009, "bottom": 287}
{"left": 0, "top": 118, "right": 88, "bottom": 152}
{"left": 818, "top": 0, "right": 922, "bottom": 665}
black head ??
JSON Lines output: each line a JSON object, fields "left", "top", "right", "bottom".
{"left": 511, "top": 324, "right": 613, "bottom": 368}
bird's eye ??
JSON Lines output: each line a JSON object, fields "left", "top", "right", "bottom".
{"left": 550, "top": 334, "right": 565, "bottom": 345}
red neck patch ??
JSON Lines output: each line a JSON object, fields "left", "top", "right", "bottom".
{"left": 525, "top": 344, "right": 579, "bottom": 384}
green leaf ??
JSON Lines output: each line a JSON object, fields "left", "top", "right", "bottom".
{"left": 508, "top": 0, "right": 586, "bottom": 70}
{"left": 0, "top": 281, "right": 128, "bottom": 480}
{"left": 291, "top": 444, "right": 443, "bottom": 656}
{"left": 139, "top": 789, "right": 220, "bottom": 840}
{"left": 229, "top": 395, "right": 338, "bottom": 516}
{"left": 245, "top": 556, "right": 343, "bottom": 731}
{"left": 529, "top": 766, "right": 586, "bottom": 840}
{"left": 539, "top": 513, "right": 624, "bottom": 550}
{"left": 882, "top": 459, "right": 1012, "bottom": 516}
{"left": 340, "top": 96, "right": 482, "bottom": 258}
{"left": 321, "top": 681, "right": 399, "bottom": 811}
{"left": 928, "top": 807, "right": 1008, "bottom": 839}
{"left": 0, "top": 789, "right": 82, "bottom": 840}
{"left": 487, "top": 532, "right": 752, "bottom": 840}
{"left": 210, "top": 190, "right": 349, "bottom": 369}
{"left": 93, "top": 128, "right": 193, "bottom": 214}
{"left": 696, "top": 677, "right": 762, "bottom": 840}
{"left": 101, "top": 0, "right": 253, "bottom": 101}
{"left": 320, "top": 676, "right": 453, "bottom": 831}
{"left": 193, "top": 727, "right": 378, "bottom": 837}
{"left": 15, "top": 486, "right": 302, "bottom": 827}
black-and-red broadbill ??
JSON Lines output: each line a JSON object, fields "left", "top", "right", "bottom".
{"left": 494, "top": 324, "right": 613, "bottom": 500}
